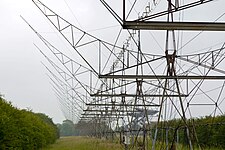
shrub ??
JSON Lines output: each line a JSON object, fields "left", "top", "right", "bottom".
{"left": 0, "top": 97, "right": 58, "bottom": 149}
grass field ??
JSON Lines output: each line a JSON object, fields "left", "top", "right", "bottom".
{"left": 42, "top": 136, "right": 222, "bottom": 150}
{"left": 42, "top": 136, "right": 123, "bottom": 150}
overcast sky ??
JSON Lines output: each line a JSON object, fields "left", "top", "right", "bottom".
{"left": 0, "top": 0, "right": 65, "bottom": 123}
{"left": 0, "top": 0, "right": 120, "bottom": 124}
{"left": 1, "top": 0, "right": 225, "bottom": 124}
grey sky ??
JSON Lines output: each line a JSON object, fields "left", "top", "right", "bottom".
{"left": 0, "top": 0, "right": 117, "bottom": 123}
{"left": 0, "top": 0, "right": 65, "bottom": 123}
{"left": 1, "top": 0, "right": 225, "bottom": 123}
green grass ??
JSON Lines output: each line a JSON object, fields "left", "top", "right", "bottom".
{"left": 42, "top": 136, "right": 222, "bottom": 150}
{"left": 42, "top": 136, "right": 123, "bottom": 150}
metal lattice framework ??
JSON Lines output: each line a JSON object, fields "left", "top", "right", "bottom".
{"left": 26, "top": 0, "right": 225, "bottom": 149}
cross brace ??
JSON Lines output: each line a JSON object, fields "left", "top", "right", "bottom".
{"left": 80, "top": 116, "right": 122, "bottom": 119}
{"left": 83, "top": 109, "right": 144, "bottom": 112}
{"left": 90, "top": 94, "right": 188, "bottom": 97}
{"left": 81, "top": 113, "right": 127, "bottom": 116}
{"left": 123, "top": 21, "right": 225, "bottom": 31}
{"left": 86, "top": 103, "right": 160, "bottom": 107}
{"left": 99, "top": 75, "right": 225, "bottom": 80}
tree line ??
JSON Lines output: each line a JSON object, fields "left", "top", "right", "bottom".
{"left": 0, "top": 96, "right": 59, "bottom": 149}
{"left": 57, "top": 116, "right": 225, "bottom": 149}
{"left": 154, "top": 115, "right": 225, "bottom": 149}
{"left": 57, "top": 119, "right": 112, "bottom": 137}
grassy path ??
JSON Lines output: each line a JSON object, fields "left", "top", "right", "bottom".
{"left": 42, "top": 136, "right": 123, "bottom": 150}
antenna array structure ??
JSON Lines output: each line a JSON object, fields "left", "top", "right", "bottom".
{"left": 29, "top": 0, "right": 225, "bottom": 149}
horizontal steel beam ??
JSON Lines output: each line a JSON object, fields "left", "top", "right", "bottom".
{"left": 86, "top": 103, "right": 160, "bottom": 107}
{"left": 81, "top": 113, "right": 127, "bottom": 116}
{"left": 80, "top": 116, "right": 122, "bottom": 119}
{"left": 90, "top": 94, "right": 188, "bottom": 97}
{"left": 99, "top": 75, "right": 225, "bottom": 80}
{"left": 84, "top": 109, "right": 142, "bottom": 112}
{"left": 123, "top": 21, "right": 225, "bottom": 31}
{"left": 188, "top": 103, "right": 216, "bottom": 106}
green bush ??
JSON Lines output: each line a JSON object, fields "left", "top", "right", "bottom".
{"left": 0, "top": 97, "right": 58, "bottom": 149}
{"left": 155, "top": 115, "right": 225, "bottom": 148}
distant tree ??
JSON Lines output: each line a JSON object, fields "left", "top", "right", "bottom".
{"left": 73, "top": 120, "right": 112, "bottom": 137}
{"left": 59, "top": 120, "right": 75, "bottom": 136}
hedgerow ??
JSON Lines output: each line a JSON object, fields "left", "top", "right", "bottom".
{"left": 0, "top": 97, "right": 58, "bottom": 149}
{"left": 154, "top": 115, "right": 225, "bottom": 148}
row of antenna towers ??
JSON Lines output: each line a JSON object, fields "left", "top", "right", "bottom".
{"left": 25, "top": 0, "right": 225, "bottom": 149}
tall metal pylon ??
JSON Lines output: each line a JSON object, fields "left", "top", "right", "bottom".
{"left": 29, "top": 0, "right": 225, "bottom": 149}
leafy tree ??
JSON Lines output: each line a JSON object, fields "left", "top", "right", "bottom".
{"left": 59, "top": 120, "right": 75, "bottom": 136}
{"left": 0, "top": 97, "right": 59, "bottom": 149}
